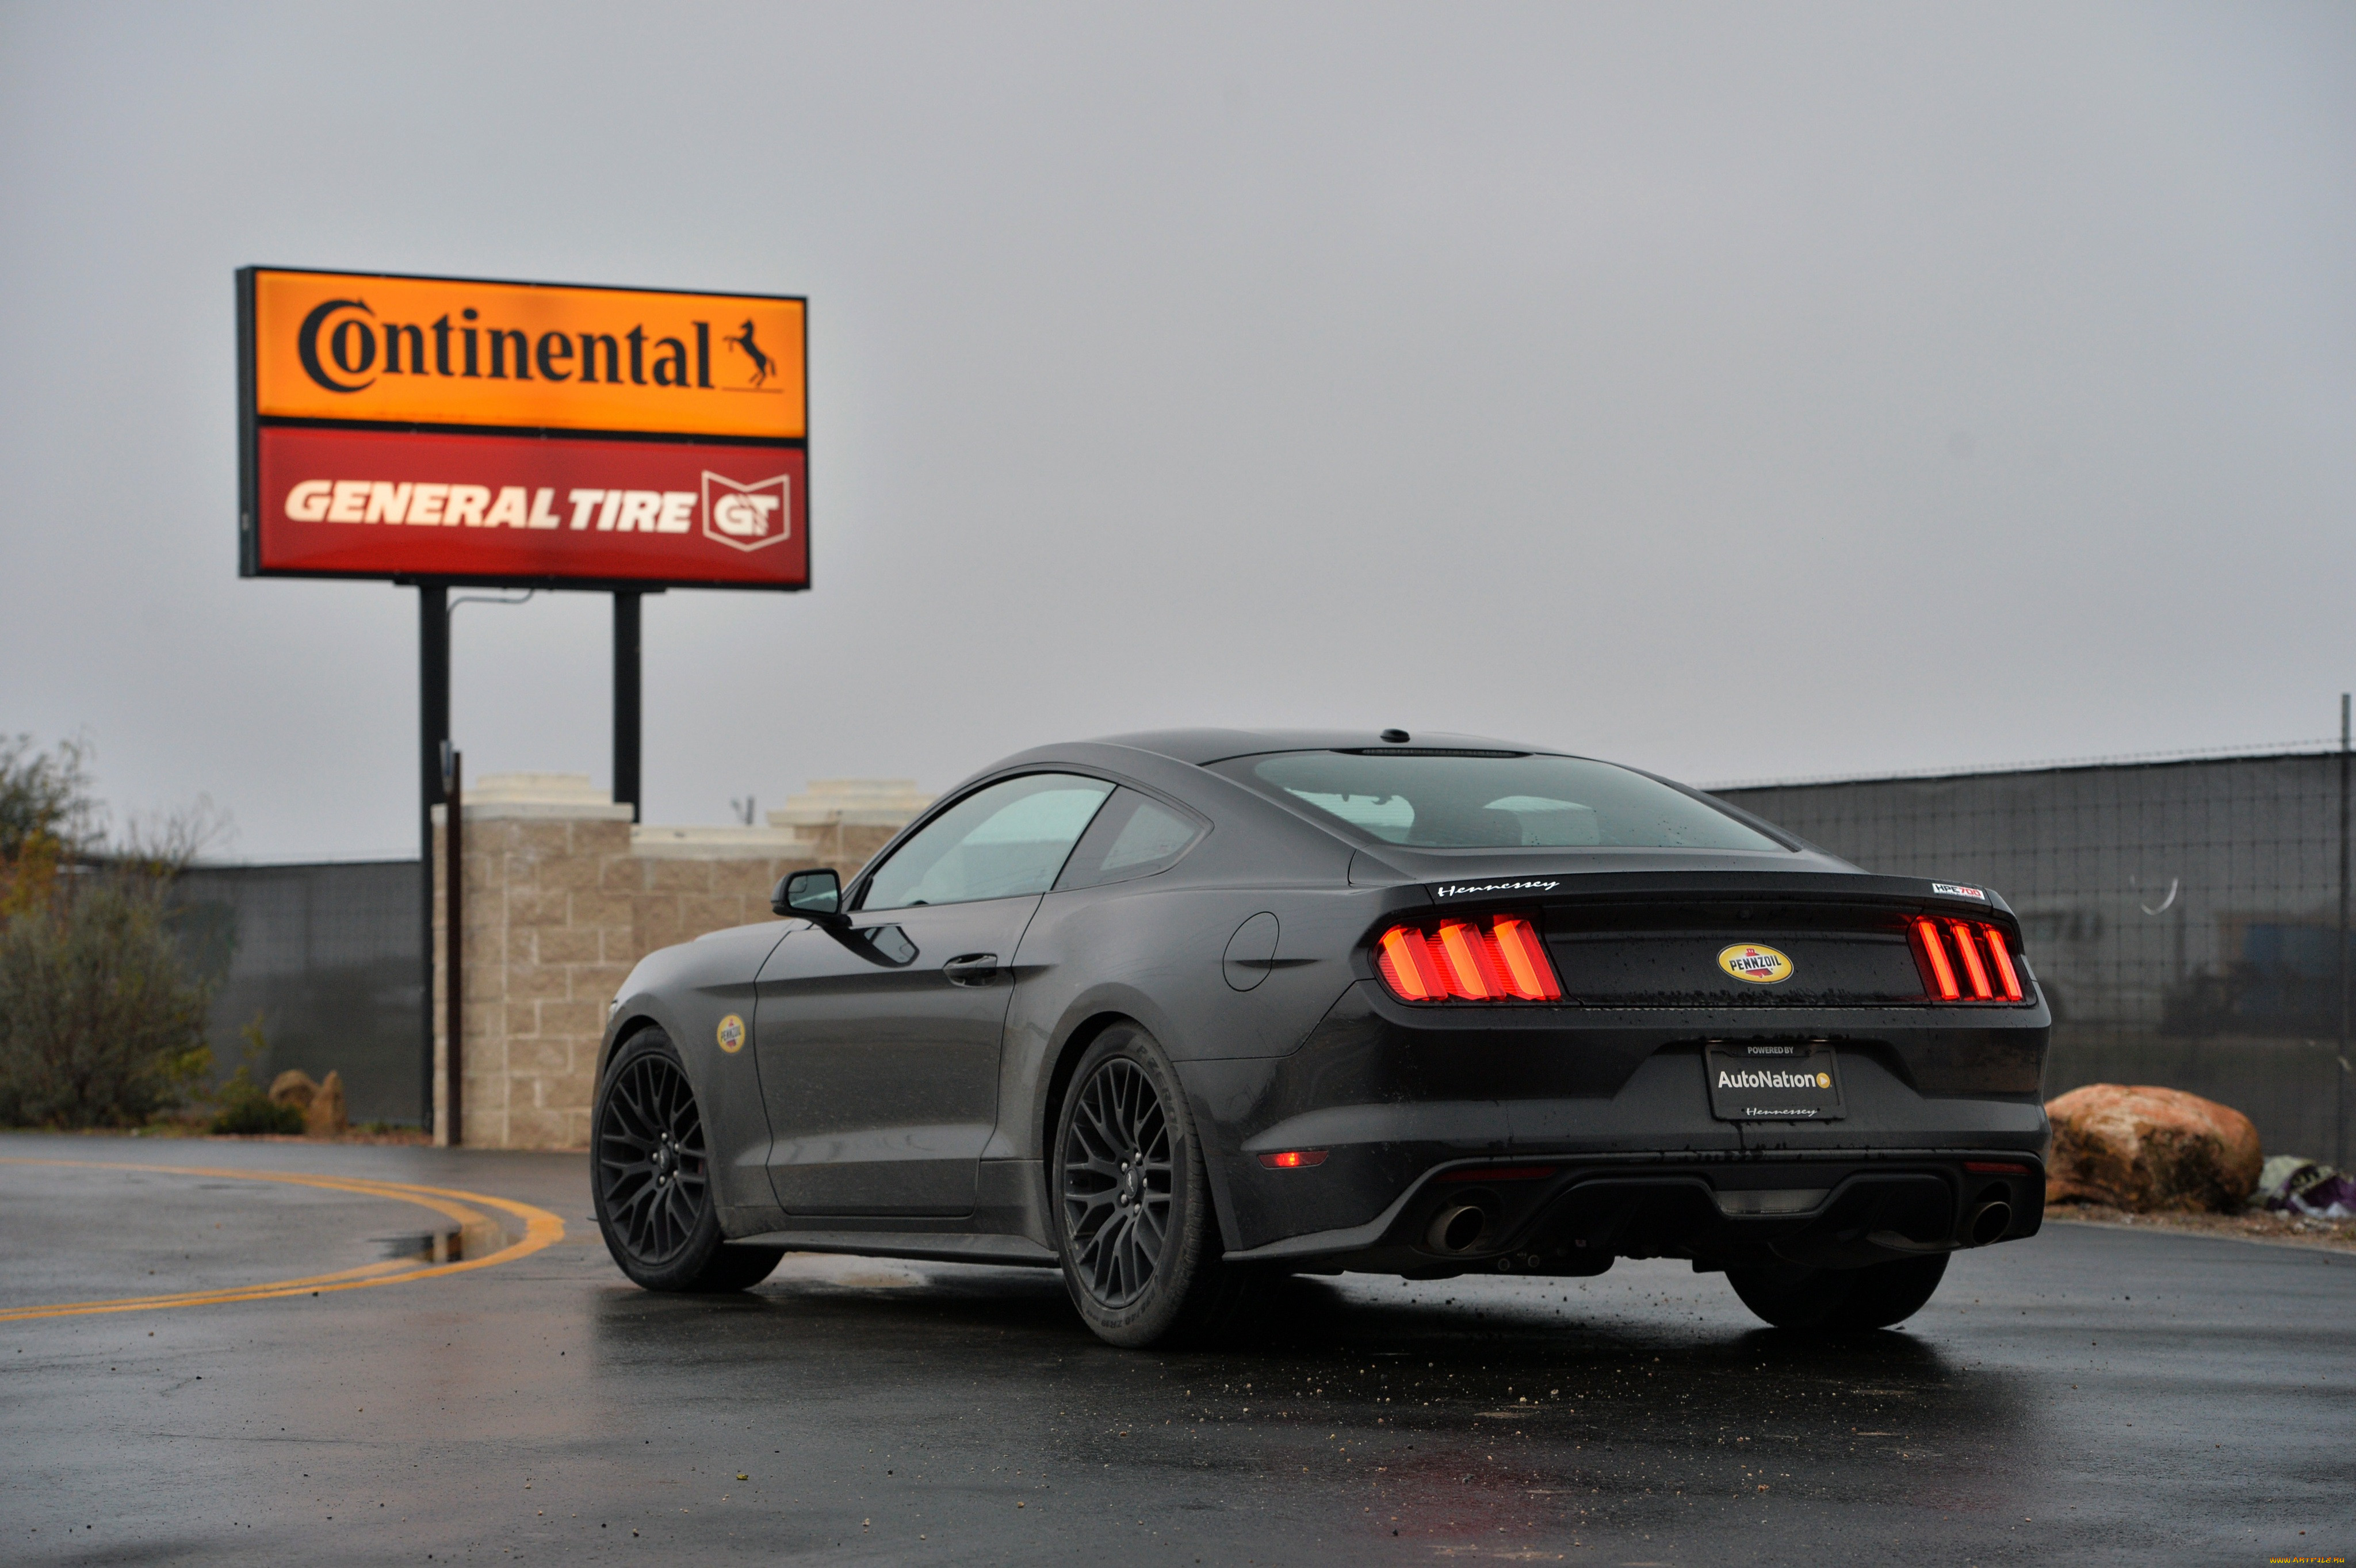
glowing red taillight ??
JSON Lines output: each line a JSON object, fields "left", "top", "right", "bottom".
{"left": 1434, "top": 919, "right": 1501, "bottom": 998}
{"left": 1491, "top": 916, "right": 1558, "bottom": 1000}
{"left": 1914, "top": 917, "right": 1960, "bottom": 999}
{"left": 1913, "top": 917, "right": 2025, "bottom": 1003}
{"left": 1982, "top": 925, "right": 2023, "bottom": 1000}
{"left": 1375, "top": 913, "right": 1562, "bottom": 1003}
{"left": 1377, "top": 926, "right": 1448, "bottom": 1001}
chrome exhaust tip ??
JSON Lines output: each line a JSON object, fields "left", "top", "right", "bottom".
{"left": 1967, "top": 1200, "right": 2013, "bottom": 1246}
{"left": 1426, "top": 1203, "right": 1490, "bottom": 1255}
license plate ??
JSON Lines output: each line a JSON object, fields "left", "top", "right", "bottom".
{"left": 1705, "top": 1043, "right": 1845, "bottom": 1122}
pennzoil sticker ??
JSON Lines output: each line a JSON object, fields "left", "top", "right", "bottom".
{"left": 716, "top": 1014, "right": 747, "bottom": 1054}
{"left": 1931, "top": 882, "right": 1987, "bottom": 900}
{"left": 1718, "top": 944, "right": 1795, "bottom": 985}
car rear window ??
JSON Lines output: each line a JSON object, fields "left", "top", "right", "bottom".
{"left": 1210, "top": 750, "right": 1784, "bottom": 851}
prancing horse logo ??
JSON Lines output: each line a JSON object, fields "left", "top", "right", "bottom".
{"left": 725, "top": 320, "right": 775, "bottom": 387}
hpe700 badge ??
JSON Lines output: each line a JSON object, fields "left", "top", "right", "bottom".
{"left": 1704, "top": 1043, "right": 1845, "bottom": 1121}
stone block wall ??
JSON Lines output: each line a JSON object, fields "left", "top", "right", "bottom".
{"left": 430, "top": 780, "right": 893, "bottom": 1151}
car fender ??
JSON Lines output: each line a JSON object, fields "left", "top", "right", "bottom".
{"left": 596, "top": 920, "right": 794, "bottom": 1214}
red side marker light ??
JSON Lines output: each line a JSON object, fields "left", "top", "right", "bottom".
{"left": 1258, "top": 1149, "right": 1328, "bottom": 1170}
{"left": 1965, "top": 1161, "right": 2029, "bottom": 1175}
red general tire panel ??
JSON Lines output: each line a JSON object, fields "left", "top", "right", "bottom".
{"left": 252, "top": 426, "right": 806, "bottom": 589}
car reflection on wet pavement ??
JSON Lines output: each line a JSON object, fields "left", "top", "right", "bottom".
{"left": 2, "top": 1133, "right": 2346, "bottom": 1563}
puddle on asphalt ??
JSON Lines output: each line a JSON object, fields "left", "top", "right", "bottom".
{"left": 377, "top": 1223, "right": 507, "bottom": 1264}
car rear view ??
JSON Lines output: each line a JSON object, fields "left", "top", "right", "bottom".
{"left": 1200, "top": 743, "right": 2050, "bottom": 1331}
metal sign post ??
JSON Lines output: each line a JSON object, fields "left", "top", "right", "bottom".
{"left": 442, "top": 744, "right": 464, "bottom": 1145}
{"left": 418, "top": 584, "right": 448, "bottom": 1138}
{"left": 2340, "top": 693, "right": 2350, "bottom": 1168}
{"left": 615, "top": 592, "right": 642, "bottom": 824}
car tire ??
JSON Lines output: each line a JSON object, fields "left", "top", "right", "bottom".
{"left": 1726, "top": 1253, "right": 1949, "bottom": 1330}
{"left": 1052, "top": 1023, "right": 1263, "bottom": 1348}
{"left": 592, "top": 1027, "right": 783, "bottom": 1294}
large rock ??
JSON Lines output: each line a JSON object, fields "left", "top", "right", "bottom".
{"left": 268, "top": 1070, "right": 318, "bottom": 1110}
{"left": 2044, "top": 1084, "right": 2262, "bottom": 1213}
{"left": 304, "top": 1070, "right": 348, "bottom": 1137}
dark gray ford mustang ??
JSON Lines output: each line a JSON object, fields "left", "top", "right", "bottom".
{"left": 592, "top": 729, "right": 2050, "bottom": 1346}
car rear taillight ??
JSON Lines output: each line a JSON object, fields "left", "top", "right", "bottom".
{"left": 1376, "top": 914, "right": 1563, "bottom": 1003}
{"left": 1912, "top": 917, "right": 2024, "bottom": 1003}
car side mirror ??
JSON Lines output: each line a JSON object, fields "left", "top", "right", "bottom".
{"left": 773, "top": 867, "right": 847, "bottom": 927}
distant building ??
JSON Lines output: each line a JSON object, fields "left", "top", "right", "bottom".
{"left": 767, "top": 778, "right": 935, "bottom": 870}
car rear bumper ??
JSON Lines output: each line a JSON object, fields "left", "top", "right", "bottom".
{"left": 1216, "top": 1147, "right": 2045, "bottom": 1274}
{"left": 1176, "top": 983, "right": 2051, "bottom": 1273}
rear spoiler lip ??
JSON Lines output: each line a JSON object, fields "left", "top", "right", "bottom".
{"left": 1412, "top": 869, "right": 2018, "bottom": 921}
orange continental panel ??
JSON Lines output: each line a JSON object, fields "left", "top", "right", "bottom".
{"left": 250, "top": 270, "right": 805, "bottom": 438}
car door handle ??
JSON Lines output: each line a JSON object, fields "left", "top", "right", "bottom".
{"left": 942, "top": 953, "right": 1003, "bottom": 986}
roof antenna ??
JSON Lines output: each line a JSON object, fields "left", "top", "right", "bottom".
{"left": 1379, "top": 729, "right": 1410, "bottom": 744}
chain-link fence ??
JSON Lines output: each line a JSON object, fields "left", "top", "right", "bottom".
{"left": 1716, "top": 751, "right": 2354, "bottom": 1165}
{"left": 174, "top": 861, "right": 422, "bottom": 1125}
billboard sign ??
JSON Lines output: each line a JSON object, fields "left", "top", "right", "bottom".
{"left": 238, "top": 268, "right": 807, "bottom": 590}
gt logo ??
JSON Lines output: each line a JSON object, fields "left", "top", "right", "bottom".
{"left": 701, "top": 471, "right": 792, "bottom": 552}
{"left": 712, "top": 492, "right": 778, "bottom": 537}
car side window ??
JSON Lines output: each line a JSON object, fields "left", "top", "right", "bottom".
{"left": 1055, "top": 787, "right": 1207, "bottom": 892}
{"left": 859, "top": 774, "right": 1114, "bottom": 911}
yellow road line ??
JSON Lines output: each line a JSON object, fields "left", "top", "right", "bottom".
{"left": 0, "top": 1158, "right": 567, "bottom": 1322}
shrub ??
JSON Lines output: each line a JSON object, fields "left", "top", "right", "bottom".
{"left": 0, "top": 737, "right": 223, "bottom": 1129}
{"left": 0, "top": 869, "right": 215, "bottom": 1127}
{"left": 211, "top": 1095, "right": 304, "bottom": 1136}
{"left": 0, "top": 734, "right": 96, "bottom": 919}
{"left": 206, "top": 1017, "right": 301, "bottom": 1135}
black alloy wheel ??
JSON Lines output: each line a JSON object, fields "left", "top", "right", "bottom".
{"left": 600, "top": 1046, "right": 709, "bottom": 1265}
{"left": 1061, "top": 1057, "right": 1175, "bottom": 1307}
{"left": 1051, "top": 1025, "right": 1266, "bottom": 1347}
{"left": 592, "top": 1029, "right": 781, "bottom": 1292}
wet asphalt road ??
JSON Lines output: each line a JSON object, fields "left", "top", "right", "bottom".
{"left": 2, "top": 1133, "right": 2348, "bottom": 1566}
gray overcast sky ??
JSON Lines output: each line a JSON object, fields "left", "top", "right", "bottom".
{"left": 3, "top": 2, "right": 2353, "bottom": 860}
